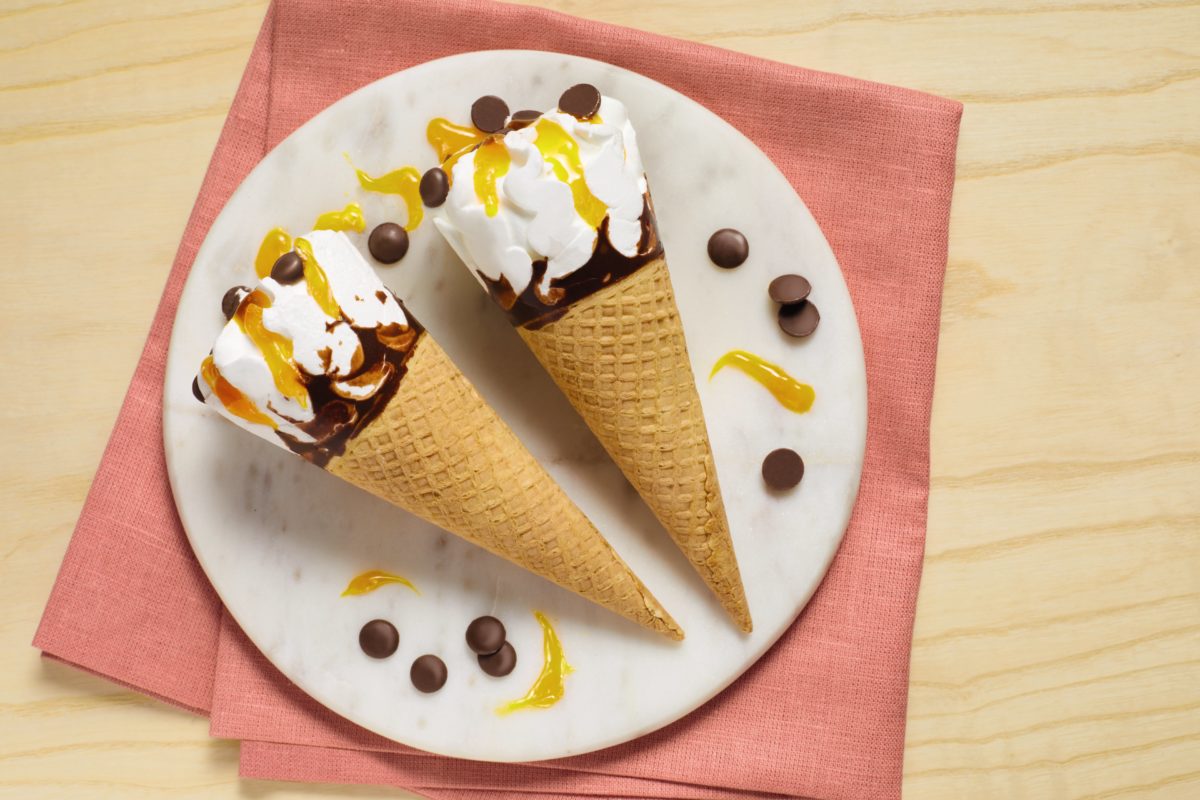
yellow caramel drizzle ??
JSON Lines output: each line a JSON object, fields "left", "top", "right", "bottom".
{"left": 255, "top": 227, "right": 293, "bottom": 279}
{"left": 341, "top": 569, "right": 419, "bottom": 597}
{"left": 498, "top": 612, "right": 573, "bottom": 715}
{"left": 473, "top": 138, "right": 511, "bottom": 216}
{"left": 346, "top": 156, "right": 424, "bottom": 231}
{"left": 200, "top": 355, "right": 276, "bottom": 429}
{"left": 235, "top": 290, "right": 308, "bottom": 408}
{"left": 532, "top": 118, "right": 608, "bottom": 229}
{"left": 427, "top": 117, "right": 486, "bottom": 166}
{"left": 314, "top": 202, "right": 366, "bottom": 233}
{"left": 293, "top": 238, "right": 342, "bottom": 319}
{"left": 710, "top": 350, "right": 815, "bottom": 414}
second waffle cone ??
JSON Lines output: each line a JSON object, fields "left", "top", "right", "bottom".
{"left": 517, "top": 257, "right": 752, "bottom": 632}
{"left": 326, "top": 335, "right": 682, "bottom": 640}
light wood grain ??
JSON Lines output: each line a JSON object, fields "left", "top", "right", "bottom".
{"left": 2, "top": 1, "right": 1197, "bottom": 797}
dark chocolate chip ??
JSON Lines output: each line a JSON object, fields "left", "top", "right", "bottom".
{"left": 778, "top": 300, "right": 820, "bottom": 338}
{"left": 420, "top": 167, "right": 449, "bottom": 207}
{"left": 221, "top": 285, "right": 249, "bottom": 319}
{"left": 508, "top": 109, "right": 541, "bottom": 129}
{"left": 465, "top": 616, "right": 506, "bottom": 655}
{"left": 471, "top": 95, "right": 510, "bottom": 133}
{"left": 768, "top": 274, "right": 812, "bottom": 305}
{"left": 270, "top": 251, "right": 304, "bottom": 284}
{"left": 368, "top": 222, "right": 409, "bottom": 264}
{"left": 359, "top": 619, "right": 399, "bottom": 659}
{"left": 559, "top": 83, "right": 601, "bottom": 120}
{"left": 191, "top": 376, "right": 205, "bottom": 403}
{"left": 707, "top": 228, "right": 748, "bottom": 269}
{"left": 410, "top": 654, "right": 447, "bottom": 693}
{"left": 478, "top": 641, "right": 517, "bottom": 677}
{"left": 762, "top": 448, "right": 804, "bottom": 490}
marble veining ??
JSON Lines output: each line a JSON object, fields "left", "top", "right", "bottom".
{"left": 162, "top": 51, "right": 866, "bottom": 763}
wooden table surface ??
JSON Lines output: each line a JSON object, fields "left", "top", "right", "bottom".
{"left": 3, "top": 1, "right": 1198, "bottom": 797}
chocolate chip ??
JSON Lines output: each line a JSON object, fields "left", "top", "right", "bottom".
{"left": 778, "top": 300, "right": 820, "bottom": 338}
{"left": 410, "top": 654, "right": 447, "bottom": 693}
{"left": 359, "top": 619, "right": 399, "bottom": 659}
{"left": 221, "top": 285, "right": 249, "bottom": 319}
{"left": 270, "top": 251, "right": 304, "bottom": 284}
{"left": 471, "top": 95, "right": 510, "bottom": 133}
{"left": 478, "top": 641, "right": 517, "bottom": 677}
{"left": 508, "top": 109, "right": 541, "bottom": 129}
{"left": 762, "top": 448, "right": 804, "bottom": 490}
{"left": 420, "top": 167, "right": 449, "bottom": 207}
{"left": 558, "top": 83, "right": 601, "bottom": 120}
{"left": 465, "top": 616, "right": 506, "bottom": 655}
{"left": 368, "top": 222, "right": 409, "bottom": 264}
{"left": 707, "top": 228, "right": 748, "bottom": 269}
{"left": 768, "top": 274, "right": 811, "bottom": 305}
{"left": 191, "top": 376, "right": 205, "bottom": 403}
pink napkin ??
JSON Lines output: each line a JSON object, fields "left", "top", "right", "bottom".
{"left": 35, "top": 1, "right": 962, "bottom": 798}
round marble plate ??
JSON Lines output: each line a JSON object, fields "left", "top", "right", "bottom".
{"left": 163, "top": 51, "right": 866, "bottom": 762}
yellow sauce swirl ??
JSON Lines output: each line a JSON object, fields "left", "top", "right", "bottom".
{"left": 532, "top": 118, "right": 608, "bottom": 229}
{"left": 341, "top": 569, "right": 419, "bottom": 597}
{"left": 292, "top": 237, "right": 342, "bottom": 320}
{"left": 346, "top": 156, "right": 424, "bottom": 231}
{"left": 255, "top": 227, "right": 292, "bottom": 279}
{"left": 200, "top": 355, "right": 276, "bottom": 428}
{"left": 314, "top": 202, "right": 366, "bottom": 233}
{"left": 473, "top": 138, "right": 511, "bottom": 216}
{"left": 427, "top": 115, "right": 482, "bottom": 167}
{"left": 235, "top": 290, "right": 308, "bottom": 408}
{"left": 710, "top": 350, "right": 815, "bottom": 413}
{"left": 498, "top": 612, "right": 573, "bottom": 715}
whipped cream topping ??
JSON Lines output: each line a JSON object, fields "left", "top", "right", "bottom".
{"left": 432, "top": 96, "right": 649, "bottom": 298}
{"left": 195, "top": 229, "right": 419, "bottom": 463}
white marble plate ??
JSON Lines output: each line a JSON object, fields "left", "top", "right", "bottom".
{"left": 163, "top": 51, "right": 866, "bottom": 762}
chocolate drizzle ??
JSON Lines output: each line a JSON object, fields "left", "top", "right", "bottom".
{"left": 274, "top": 295, "right": 425, "bottom": 467}
{"left": 479, "top": 193, "right": 663, "bottom": 329}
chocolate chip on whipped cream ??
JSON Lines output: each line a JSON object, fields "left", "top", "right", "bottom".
{"left": 558, "top": 83, "right": 601, "bottom": 121}
{"left": 221, "top": 285, "right": 250, "bottom": 320}
{"left": 471, "top": 95, "right": 510, "bottom": 133}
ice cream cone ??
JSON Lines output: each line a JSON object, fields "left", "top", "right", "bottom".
{"left": 195, "top": 228, "right": 681, "bottom": 640}
{"left": 326, "top": 335, "right": 682, "bottom": 639}
{"left": 517, "top": 258, "right": 751, "bottom": 632}
{"left": 429, "top": 91, "right": 752, "bottom": 631}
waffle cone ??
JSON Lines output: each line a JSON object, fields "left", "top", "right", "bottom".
{"left": 517, "top": 257, "right": 752, "bottom": 632}
{"left": 326, "top": 336, "right": 682, "bottom": 640}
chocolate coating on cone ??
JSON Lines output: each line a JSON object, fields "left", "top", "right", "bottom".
{"left": 274, "top": 301, "right": 424, "bottom": 468}
{"left": 478, "top": 195, "right": 663, "bottom": 329}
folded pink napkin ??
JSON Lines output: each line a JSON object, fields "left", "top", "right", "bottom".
{"left": 35, "top": 1, "right": 962, "bottom": 798}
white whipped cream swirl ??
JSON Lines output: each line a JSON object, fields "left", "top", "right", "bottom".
{"left": 432, "top": 96, "right": 648, "bottom": 297}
